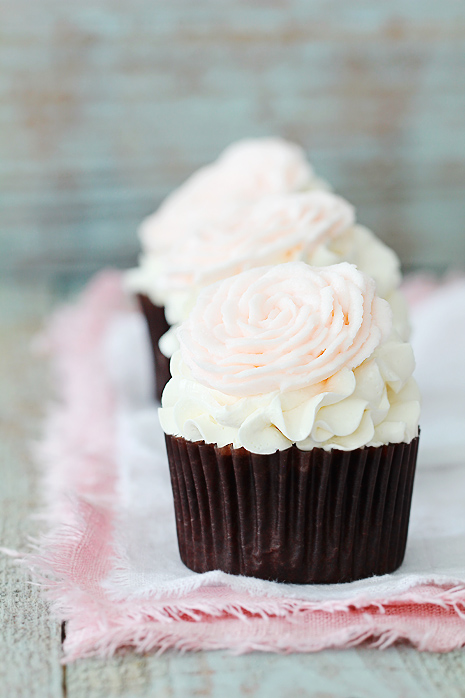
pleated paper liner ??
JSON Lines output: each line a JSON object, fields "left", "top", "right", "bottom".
{"left": 137, "top": 294, "right": 171, "bottom": 402}
{"left": 165, "top": 434, "right": 420, "bottom": 584}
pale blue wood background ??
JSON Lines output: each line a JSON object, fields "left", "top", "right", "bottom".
{"left": 1, "top": 0, "right": 465, "bottom": 278}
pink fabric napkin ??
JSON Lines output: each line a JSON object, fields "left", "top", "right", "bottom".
{"left": 25, "top": 271, "right": 465, "bottom": 661}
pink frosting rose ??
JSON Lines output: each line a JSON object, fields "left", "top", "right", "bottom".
{"left": 139, "top": 138, "right": 320, "bottom": 254}
{"left": 155, "top": 190, "right": 355, "bottom": 292}
{"left": 178, "top": 262, "right": 392, "bottom": 397}
{"left": 215, "top": 137, "right": 317, "bottom": 197}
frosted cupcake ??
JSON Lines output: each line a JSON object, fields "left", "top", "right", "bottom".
{"left": 159, "top": 262, "right": 420, "bottom": 584}
{"left": 125, "top": 138, "right": 328, "bottom": 400}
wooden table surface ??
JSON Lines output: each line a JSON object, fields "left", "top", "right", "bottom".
{"left": 2, "top": 1, "right": 465, "bottom": 280}
{"left": 2, "top": 279, "right": 465, "bottom": 698}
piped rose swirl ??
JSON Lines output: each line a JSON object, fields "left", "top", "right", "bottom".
{"left": 179, "top": 262, "right": 390, "bottom": 397}
{"left": 159, "top": 262, "right": 420, "bottom": 454}
{"left": 138, "top": 137, "right": 324, "bottom": 256}
{"left": 156, "top": 190, "right": 354, "bottom": 296}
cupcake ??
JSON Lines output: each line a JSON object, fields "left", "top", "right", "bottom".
{"left": 159, "top": 262, "right": 420, "bottom": 584}
{"left": 125, "top": 138, "right": 329, "bottom": 400}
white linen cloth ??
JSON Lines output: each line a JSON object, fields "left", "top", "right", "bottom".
{"left": 100, "top": 276, "right": 465, "bottom": 604}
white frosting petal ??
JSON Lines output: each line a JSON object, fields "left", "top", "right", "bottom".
{"left": 124, "top": 255, "right": 165, "bottom": 305}
{"left": 159, "top": 344, "right": 420, "bottom": 454}
{"left": 376, "top": 341, "right": 416, "bottom": 393}
{"left": 320, "top": 225, "right": 401, "bottom": 299}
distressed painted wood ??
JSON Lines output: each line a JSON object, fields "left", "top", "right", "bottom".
{"left": 66, "top": 647, "right": 465, "bottom": 698}
{"left": 1, "top": 2, "right": 465, "bottom": 277}
{"left": 3, "top": 279, "right": 465, "bottom": 697}
{"left": 0, "top": 283, "right": 63, "bottom": 698}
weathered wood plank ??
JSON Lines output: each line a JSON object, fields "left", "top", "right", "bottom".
{"left": 1, "top": 2, "right": 465, "bottom": 275}
{"left": 2, "top": 0, "right": 465, "bottom": 40}
{"left": 0, "top": 283, "right": 63, "bottom": 698}
{"left": 66, "top": 646, "right": 465, "bottom": 698}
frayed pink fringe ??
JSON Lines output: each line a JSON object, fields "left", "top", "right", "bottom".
{"left": 19, "top": 271, "right": 465, "bottom": 661}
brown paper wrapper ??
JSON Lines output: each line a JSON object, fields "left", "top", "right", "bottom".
{"left": 137, "top": 294, "right": 171, "bottom": 402}
{"left": 165, "top": 434, "right": 419, "bottom": 584}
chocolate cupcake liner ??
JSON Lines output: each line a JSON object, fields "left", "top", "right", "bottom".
{"left": 137, "top": 294, "right": 171, "bottom": 402}
{"left": 165, "top": 434, "right": 420, "bottom": 584}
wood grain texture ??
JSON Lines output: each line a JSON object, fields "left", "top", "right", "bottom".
{"left": 0, "top": 283, "right": 63, "bottom": 698}
{"left": 66, "top": 647, "right": 465, "bottom": 698}
{"left": 1, "top": 2, "right": 465, "bottom": 276}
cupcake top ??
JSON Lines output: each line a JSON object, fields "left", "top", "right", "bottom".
{"left": 159, "top": 262, "right": 420, "bottom": 454}
{"left": 134, "top": 137, "right": 326, "bottom": 257}
{"left": 125, "top": 138, "right": 329, "bottom": 305}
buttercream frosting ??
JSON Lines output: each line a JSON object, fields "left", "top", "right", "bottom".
{"left": 159, "top": 262, "right": 420, "bottom": 454}
{"left": 145, "top": 191, "right": 408, "bottom": 351}
{"left": 136, "top": 137, "right": 326, "bottom": 256}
